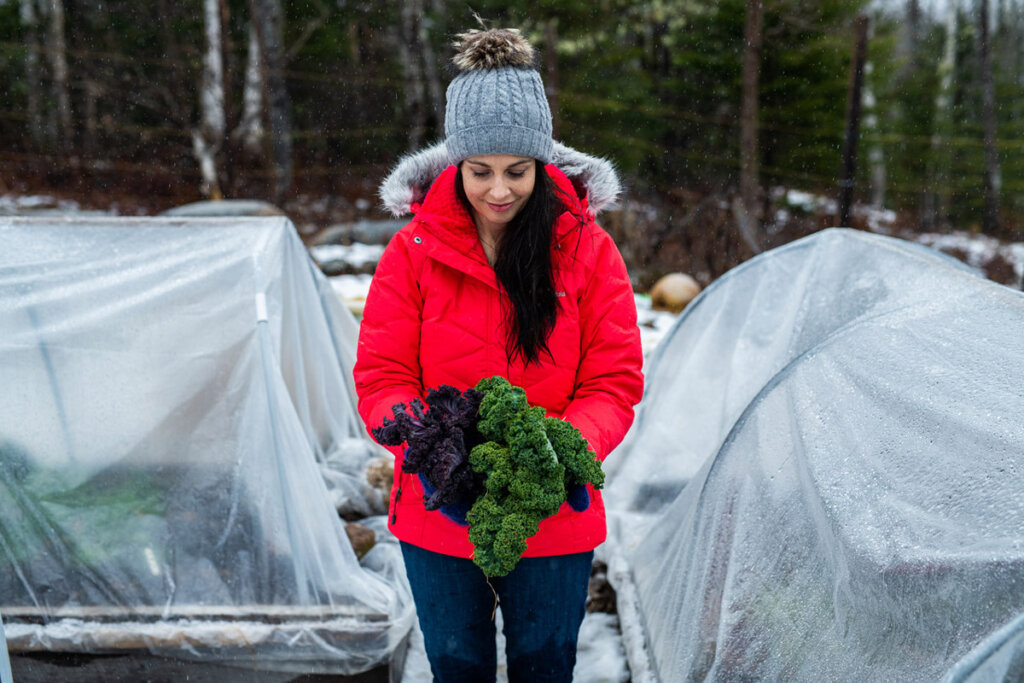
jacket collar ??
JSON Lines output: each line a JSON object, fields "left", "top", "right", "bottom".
{"left": 378, "top": 140, "right": 622, "bottom": 219}
{"left": 405, "top": 165, "right": 589, "bottom": 289}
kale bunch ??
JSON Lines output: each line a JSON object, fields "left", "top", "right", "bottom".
{"left": 466, "top": 376, "right": 605, "bottom": 577}
{"left": 372, "top": 385, "right": 485, "bottom": 511}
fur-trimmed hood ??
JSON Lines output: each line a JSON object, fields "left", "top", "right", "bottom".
{"left": 378, "top": 140, "right": 622, "bottom": 218}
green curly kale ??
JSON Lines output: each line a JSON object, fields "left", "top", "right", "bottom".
{"left": 545, "top": 417, "right": 605, "bottom": 490}
{"left": 465, "top": 376, "right": 605, "bottom": 577}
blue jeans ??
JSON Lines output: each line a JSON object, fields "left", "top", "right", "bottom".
{"left": 400, "top": 541, "right": 593, "bottom": 683}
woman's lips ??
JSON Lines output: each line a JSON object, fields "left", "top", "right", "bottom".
{"left": 488, "top": 202, "right": 515, "bottom": 213}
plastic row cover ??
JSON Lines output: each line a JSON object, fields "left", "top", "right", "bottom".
{"left": 0, "top": 217, "right": 412, "bottom": 674}
{"left": 604, "top": 229, "right": 1024, "bottom": 681}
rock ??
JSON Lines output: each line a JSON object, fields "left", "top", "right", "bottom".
{"left": 344, "top": 522, "right": 376, "bottom": 559}
{"left": 366, "top": 456, "right": 394, "bottom": 496}
{"left": 586, "top": 561, "right": 617, "bottom": 614}
{"left": 649, "top": 272, "right": 701, "bottom": 314}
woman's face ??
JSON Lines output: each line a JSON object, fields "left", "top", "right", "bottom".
{"left": 460, "top": 154, "right": 536, "bottom": 233}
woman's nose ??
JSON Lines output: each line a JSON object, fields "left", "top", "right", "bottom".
{"left": 488, "top": 179, "right": 511, "bottom": 200}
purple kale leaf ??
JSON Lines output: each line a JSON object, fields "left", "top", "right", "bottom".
{"left": 372, "top": 397, "right": 427, "bottom": 447}
{"left": 371, "top": 385, "right": 486, "bottom": 511}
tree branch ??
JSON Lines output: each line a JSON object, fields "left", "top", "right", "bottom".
{"left": 286, "top": 0, "right": 330, "bottom": 63}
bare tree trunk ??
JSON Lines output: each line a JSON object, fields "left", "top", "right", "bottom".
{"left": 156, "top": 0, "right": 188, "bottom": 125}
{"left": 250, "top": 0, "right": 292, "bottom": 204}
{"left": 994, "top": 0, "right": 1013, "bottom": 71}
{"left": 1017, "top": 0, "right": 1024, "bottom": 88}
{"left": 347, "top": 22, "right": 361, "bottom": 66}
{"left": 929, "top": 0, "right": 958, "bottom": 230}
{"left": 978, "top": 0, "right": 1002, "bottom": 232}
{"left": 890, "top": 0, "right": 920, "bottom": 220}
{"left": 218, "top": 0, "right": 235, "bottom": 195}
{"left": 1014, "top": 1, "right": 1024, "bottom": 113}
{"left": 194, "top": 0, "right": 226, "bottom": 199}
{"left": 864, "top": 95, "right": 886, "bottom": 209}
{"left": 285, "top": 0, "right": 330, "bottom": 61}
{"left": 19, "top": 0, "right": 44, "bottom": 146}
{"left": 400, "top": 0, "right": 426, "bottom": 150}
{"left": 544, "top": 19, "right": 561, "bottom": 141}
{"left": 838, "top": 16, "right": 869, "bottom": 229}
{"left": 237, "top": 20, "right": 266, "bottom": 156}
{"left": 862, "top": 35, "right": 886, "bottom": 210}
{"left": 736, "top": 0, "right": 763, "bottom": 254}
{"left": 83, "top": 79, "right": 99, "bottom": 154}
{"left": 45, "top": 0, "right": 73, "bottom": 150}
{"left": 158, "top": 0, "right": 178, "bottom": 62}
{"left": 420, "top": 2, "right": 445, "bottom": 136}
{"left": 1015, "top": 0, "right": 1024, "bottom": 242}
{"left": 220, "top": 0, "right": 235, "bottom": 194}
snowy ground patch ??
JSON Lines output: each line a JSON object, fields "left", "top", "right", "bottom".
{"left": 400, "top": 608, "right": 631, "bottom": 683}
{"left": 0, "top": 194, "right": 112, "bottom": 217}
{"left": 634, "top": 293, "right": 682, "bottom": 358}
{"left": 329, "top": 274, "right": 373, "bottom": 318}
{"left": 310, "top": 242, "right": 386, "bottom": 274}
{"left": 780, "top": 187, "right": 838, "bottom": 218}
{"left": 573, "top": 612, "right": 632, "bottom": 683}
{"left": 912, "top": 230, "right": 1024, "bottom": 289}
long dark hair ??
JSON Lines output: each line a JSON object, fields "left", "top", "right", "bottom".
{"left": 456, "top": 159, "right": 565, "bottom": 365}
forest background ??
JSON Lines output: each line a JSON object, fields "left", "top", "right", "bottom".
{"left": 2, "top": 0, "right": 1022, "bottom": 288}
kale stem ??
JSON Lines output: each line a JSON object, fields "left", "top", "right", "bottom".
{"left": 485, "top": 575, "right": 499, "bottom": 621}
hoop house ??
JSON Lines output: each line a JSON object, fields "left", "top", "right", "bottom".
{"left": 604, "top": 228, "right": 1024, "bottom": 682}
{"left": 0, "top": 217, "right": 412, "bottom": 677}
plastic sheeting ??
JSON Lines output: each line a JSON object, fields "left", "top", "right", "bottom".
{"left": 603, "top": 228, "right": 1024, "bottom": 681}
{"left": 0, "top": 217, "right": 412, "bottom": 674}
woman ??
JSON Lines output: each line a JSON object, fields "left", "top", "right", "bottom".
{"left": 354, "top": 27, "right": 643, "bottom": 683}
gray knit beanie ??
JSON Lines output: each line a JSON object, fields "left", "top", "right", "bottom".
{"left": 444, "top": 28, "right": 554, "bottom": 165}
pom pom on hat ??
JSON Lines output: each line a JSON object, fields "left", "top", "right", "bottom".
{"left": 444, "top": 27, "right": 554, "bottom": 164}
{"left": 452, "top": 28, "right": 537, "bottom": 72}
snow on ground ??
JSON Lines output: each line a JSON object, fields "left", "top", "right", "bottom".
{"left": 0, "top": 194, "right": 112, "bottom": 217}
{"left": 914, "top": 230, "right": 1024, "bottom": 288}
{"left": 860, "top": 206, "right": 899, "bottom": 234}
{"left": 329, "top": 272, "right": 375, "bottom": 301}
{"left": 573, "top": 612, "right": 632, "bottom": 683}
{"left": 781, "top": 188, "right": 838, "bottom": 218}
{"left": 771, "top": 187, "right": 899, "bottom": 236}
{"left": 634, "top": 293, "right": 682, "bottom": 358}
{"left": 309, "top": 242, "right": 386, "bottom": 270}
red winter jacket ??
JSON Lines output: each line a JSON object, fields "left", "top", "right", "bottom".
{"left": 354, "top": 146, "right": 643, "bottom": 559}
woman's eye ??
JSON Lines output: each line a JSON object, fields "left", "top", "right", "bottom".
{"left": 508, "top": 171, "right": 525, "bottom": 179}
{"left": 471, "top": 171, "right": 489, "bottom": 178}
